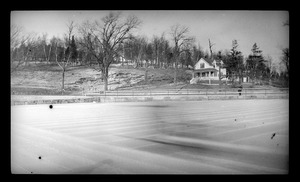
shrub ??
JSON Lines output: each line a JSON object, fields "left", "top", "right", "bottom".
{"left": 231, "top": 82, "right": 243, "bottom": 88}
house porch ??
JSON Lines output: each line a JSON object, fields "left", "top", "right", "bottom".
{"left": 192, "top": 68, "right": 219, "bottom": 80}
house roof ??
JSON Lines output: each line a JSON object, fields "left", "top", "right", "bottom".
{"left": 194, "top": 57, "right": 224, "bottom": 71}
{"left": 201, "top": 58, "right": 214, "bottom": 66}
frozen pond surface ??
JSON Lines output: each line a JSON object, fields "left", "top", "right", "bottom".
{"left": 11, "top": 99, "right": 289, "bottom": 174}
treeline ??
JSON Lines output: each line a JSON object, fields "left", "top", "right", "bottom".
{"left": 10, "top": 30, "right": 88, "bottom": 68}
{"left": 217, "top": 41, "right": 289, "bottom": 87}
{"left": 11, "top": 12, "right": 289, "bottom": 91}
{"left": 10, "top": 29, "right": 205, "bottom": 69}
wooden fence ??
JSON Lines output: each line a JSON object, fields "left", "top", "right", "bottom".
{"left": 85, "top": 88, "right": 289, "bottom": 97}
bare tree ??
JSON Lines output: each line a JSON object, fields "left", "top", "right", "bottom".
{"left": 281, "top": 20, "right": 289, "bottom": 81}
{"left": 10, "top": 24, "right": 37, "bottom": 72}
{"left": 151, "top": 34, "right": 166, "bottom": 68}
{"left": 78, "top": 12, "right": 141, "bottom": 91}
{"left": 281, "top": 48, "right": 289, "bottom": 77}
{"left": 54, "top": 21, "right": 75, "bottom": 92}
{"left": 191, "top": 43, "right": 203, "bottom": 67}
{"left": 208, "top": 39, "right": 215, "bottom": 59}
{"left": 216, "top": 51, "right": 227, "bottom": 87}
{"left": 23, "top": 34, "right": 38, "bottom": 67}
{"left": 42, "top": 33, "right": 52, "bottom": 64}
{"left": 265, "top": 55, "right": 278, "bottom": 84}
{"left": 11, "top": 24, "right": 23, "bottom": 50}
{"left": 169, "top": 24, "right": 194, "bottom": 84}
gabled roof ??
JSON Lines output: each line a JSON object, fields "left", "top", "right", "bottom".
{"left": 201, "top": 57, "right": 214, "bottom": 66}
{"left": 201, "top": 57, "right": 224, "bottom": 66}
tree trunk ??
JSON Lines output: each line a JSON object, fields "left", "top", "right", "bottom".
{"left": 47, "top": 45, "right": 52, "bottom": 64}
{"left": 174, "top": 61, "right": 178, "bottom": 84}
{"left": 23, "top": 49, "right": 31, "bottom": 67}
{"left": 219, "top": 67, "right": 222, "bottom": 88}
{"left": 24, "top": 56, "right": 28, "bottom": 67}
{"left": 104, "top": 77, "right": 108, "bottom": 91}
{"left": 252, "top": 71, "right": 255, "bottom": 86}
{"left": 44, "top": 45, "right": 49, "bottom": 64}
{"left": 103, "top": 66, "right": 109, "bottom": 91}
{"left": 239, "top": 69, "right": 242, "bottom": 84}
{"left": 145, "top": 69, "right": 148, "bottom": 83}
{"left": 62, "top": 69, "right": 65, "bottom": 91}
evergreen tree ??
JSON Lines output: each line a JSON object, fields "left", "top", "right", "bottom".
{"left": 246, "top": 43, "right": 266, "bottom": 84}
{"left": 227, "top": 40, "right": 244, "bottom": 83}
{"left": 70, "top": 35, "right": 78, "bottom": 64}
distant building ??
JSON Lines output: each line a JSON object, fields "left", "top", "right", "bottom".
{"left": 192, "top": 58, "right": 226, "bottom": 80}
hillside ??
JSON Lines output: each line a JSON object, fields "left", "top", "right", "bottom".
{"left": 11, "top": 63, "right": 191, "bottom": 95}
{"left": 11, "top": 63, "right": 276, "bottom": 96}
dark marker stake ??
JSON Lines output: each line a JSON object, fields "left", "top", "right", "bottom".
{"left": 271, "top": 133, "right": 276, "bottom": 139}
{"left": 49, "top": 105, "right": 53, "bottom": 109}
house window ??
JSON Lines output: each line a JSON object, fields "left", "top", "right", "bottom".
{"left": 214, "top": 72, "right": 217, "bottom": 77}
{"left": 202, "top": 72, "right": 206, "bottom": 77}
{"left": 200, "top": 63, "right": 205, "bottom": 68}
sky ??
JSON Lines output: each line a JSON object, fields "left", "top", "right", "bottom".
{"left": 11, "top": 10, "right": 289, "bottom": 65}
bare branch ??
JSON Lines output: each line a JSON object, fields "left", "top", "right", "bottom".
{"left": 11, "top": 24, "right": 23, "bottom": 49}
{"left": 65, "top": 51, "right": 72, "bottom": 68}
{"left": 208, "top": 39, "right": 215, "bottom": 58}
{"left": 55, "top": 54, "right": 63, "bottom": 70}
{"left": 77, "top": 12, "right": 140, "bottom": 91}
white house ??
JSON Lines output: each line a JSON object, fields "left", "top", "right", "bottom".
{"left": 190, "top": 58, "right": 226, "bottom": 84}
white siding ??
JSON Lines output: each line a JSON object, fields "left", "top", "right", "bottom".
{"left": 194, "top": 58, "right": 214, "bottom": 70}
{"left": 193, "top": 58, "right": 227, "bottom": 80}
{"left": 221, "top": 68, "right": 226, "bottom": 76}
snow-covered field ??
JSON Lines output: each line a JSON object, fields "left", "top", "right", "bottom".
{"left": 11, "top": 99, "right": 289, "bottom": 174}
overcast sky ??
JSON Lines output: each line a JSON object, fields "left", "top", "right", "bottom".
{"left": 11, "top": 10, "right": 289, "bottom": 64}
